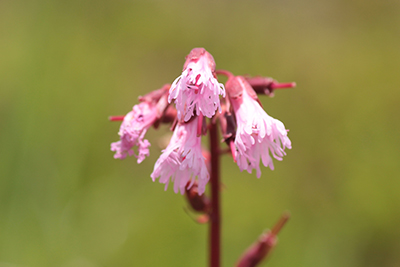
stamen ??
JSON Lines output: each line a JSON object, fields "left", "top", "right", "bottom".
{"left": 195, "top": 74, "right": 201, "bottom": 85}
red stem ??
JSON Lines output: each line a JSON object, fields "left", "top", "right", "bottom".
{"left": 270, "top": 82, "right": 296, "bottom": 89}
{"left": 215, "top": 69, "right": 234, "bottom": 80}
{"left": 209, "top": 122, "right": 221, "bottom": 267}
{"left": 109, "top": 115, "right": 125, "bottom": 121}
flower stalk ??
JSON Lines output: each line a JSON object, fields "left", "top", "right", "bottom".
{"left": 209, "top": 121, "right": 221, "bottom": 267}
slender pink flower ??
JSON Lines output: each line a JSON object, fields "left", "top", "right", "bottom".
{"left": 169, "top": 48, "right": 225, "bottom": 122}
{"left": 228, "top": 76, "right": 292, "bottom": 177}
{"left": 111, "top": 101, "right": 158, "bottom": 163}
{"left": 151, "top": 116, "right": 209, "bottom": 195}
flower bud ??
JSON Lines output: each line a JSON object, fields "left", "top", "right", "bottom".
{"left": 185, "top": 180, "right": 210, "bottom": 213}
{"left": 236, "top": 213, "right": 290, "bottom": 267}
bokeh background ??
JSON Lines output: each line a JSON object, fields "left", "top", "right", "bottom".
{"left": 1, "top": 0, "right": 400, "bottom": 266}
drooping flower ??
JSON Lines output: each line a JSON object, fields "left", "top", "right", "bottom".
{"left": 227, "top": 76, "right": 292, "bottom": 177}
{"left": 111, "top": 101, "right": 158, "bottom": 163}
{"left": 151, "top": 116, "right": 209, "bottom": 195}
{"left": 168, "top": 48, "right": 225, "bottom": 122}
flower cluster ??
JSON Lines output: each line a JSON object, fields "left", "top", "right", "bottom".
{"left": 110, "top": 48, "right": 295, "bottom": 195}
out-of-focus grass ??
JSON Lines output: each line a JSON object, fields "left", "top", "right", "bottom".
{"left": 1, "top": 0, "right": 400, "bottom": 266}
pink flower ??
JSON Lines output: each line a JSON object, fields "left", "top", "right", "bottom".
{"left": 151, "top": 117, "right": 209, "bottom": 195}
{"left": 168, "top": 48, "right": 225, "bottom": 122}
{"left": 111, "top": 101, "right": 158, "bottom": 163}
{"left": 228, "top": 76, "right": 292, "bottom": 177}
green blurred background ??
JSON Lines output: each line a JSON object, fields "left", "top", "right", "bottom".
{"left": 1, "top": 0, "right": 400, "bottom": 266}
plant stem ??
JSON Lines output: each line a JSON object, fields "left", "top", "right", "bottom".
{"left": 209, "top": 122, "right": 221, "bottom": 267}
